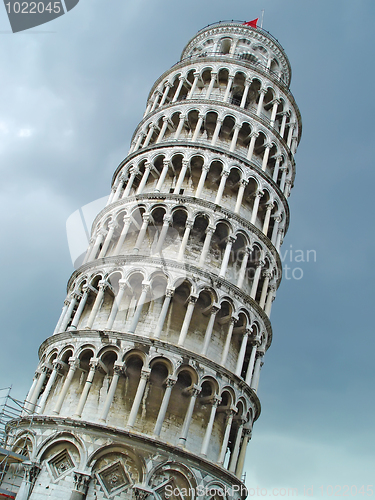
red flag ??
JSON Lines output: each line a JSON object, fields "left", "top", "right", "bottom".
{"left": 243, "top": 18, "right": 258, "bottom": 28}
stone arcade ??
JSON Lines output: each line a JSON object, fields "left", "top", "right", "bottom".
{"left": 1, "top": 21, "right": 301, "bottom": 500}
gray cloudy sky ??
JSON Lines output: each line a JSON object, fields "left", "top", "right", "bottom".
{"left": 0, "top": 0, "right": 374, "bottom": 496}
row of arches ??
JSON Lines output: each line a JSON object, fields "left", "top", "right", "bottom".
{"left": 182, "top": 26, "right": 290, "bottom": 85}
{"left": 84, "top": 200, "right": 281, "bottom": 295}
{"left": 131, "top": 106, "right": 295, "bottom": 190}
{"left": 144, "top": 66, "right": 299, "bottom": 148}
{"left": 26, "top": 343, "right": 259, "bottom": 474}
{"left": 108, "top": 152, "right": 289, "bottom": 236}
{"left": 54, "top": 268, "right": 271, "bottom": 375}
{"left": 8, "top": 429, "right": 246, "bottom": 499}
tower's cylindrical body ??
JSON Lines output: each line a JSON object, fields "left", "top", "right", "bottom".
{"left": 5, "top": 21, "right": 301, "bottom": 500}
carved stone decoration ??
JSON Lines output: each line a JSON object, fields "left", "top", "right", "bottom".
{"left": 48, "top": 449, "right": 75, "bottom": 480}
{"left": 96, "top": 460, "right": 131, "bottom": 497}
{"left": 73, "top": 471, "right": 92, "bottom": 494}
{"left": 149, "top": 462, "right": 197, "bottom": 500}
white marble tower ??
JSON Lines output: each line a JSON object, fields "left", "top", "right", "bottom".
{"left": 3, "top": 21, "right": 301, "bottom": 500}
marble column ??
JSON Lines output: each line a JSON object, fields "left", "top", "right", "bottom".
{"left": 187, "top": 72, "right": 200, "bottom": 99}
{"left": 98, "top": 221, "right": 117, "bottom": 258}
{"left": 235, "top": 330, "right": 249, "bottom": 377}
{"left": 85, "top": 281, "right": 108, "bottom": 330}
{"left": 154, "top": 215, "right": 171, "bottom": 254}
{"left": 223, "top": 75, "right": 234, "bottom": 102}
{"left": 69, "top": 472, "right": 91, "bottom": 500}
{"left": 158, "top": 82, "right": 172, "bottom": 107}
{"left": 15, "top": 462, "right": 40, "bottom": 500}
{"left": 261, "top": 143, "right": 273, "bottom": 172}
{"left": 262, "top": 202, "right": 274, "bottom": 236}
{"left": 192, "top": 114, "right": 204, "bottom": 142}
{"left": 219, "top": 235, "right": 235, "bottom": 278}
{"left": 172, "top": 76, "right": 185, "bottom": 102}
{"left": 237, "top": 246, "right": 251, "bottom": 289}
{"left": 74, "top": 359, "right": 99, "bottom": 418}
{"left": 174, "top": 159, "right": 189, "bottom": 193}
{"left": 69, "top": 287, "right": 89, "bottom": 330}
{"left": 195, "top": 164, "right": 210, "bottom": 198}
{"left": 235, "top": 427, "right": 252, "bottom": 478}
{"left": 177, "top": 295, "right": 198, "bottom": 346}
{"left": 211, "top": 118, "right": 223, "bottom": 146}
{"left": 250, "top": 260, "right": 264, "bottom": 300}
{"left": 201, "top": 396, "right": 221, "bottom": 455}
{"left": 234, "top": 179, "right": 248, "bottom": 214}
{"left": 250, "top": 190, "right": 264, "bottom": 225}
{"left": 153, "top": 289, "right": 174, "bottom": 339}
{"left": 256, "top": 88, "right": 267, "bottom": 116}
{"left": 133, "top": 213, "right": 150, "bottom": 253}
{"left": 220, "top": 317, "right": 236, "bottom": 366}
{"left": 250, "top": 354, "right": 264, "bottom": 391}
{"left": 153, "top": 376, "right": 177, "bottom": 436}
{"left": 114, "top": 216, "right": 131, "bottom": 254}
{"left": 228, "top": 418, "right": 246, "bottom": 473}
{"left": 177, "top": 219, "right": 193, "bottom": 262}
{"left": 155, "top": 159, "right": 170, "bottom": 192}
{"left": 52, "top": 358, "right": 80, "bottom": 415}
{"left": 240, "top": 79, "right": 251, "bottom": 108}
{"left": 128, "top": 282, "right": 150, "bottom": 333}
{"left": 229, "top": 123, "right": 241, "bottom": 152}
{"left": 205, "top": 72, "right": 217, "bottom": 99}
{"left": 122, "top": 167, "right": 139, "bottom": 198}
{"left": 105, "top": 280, "right": 128, "bottom": 330}
{"left": 214, "top": 169, "right": 229, "bottom": 205}
{"left": 198, "top": 225, "right": 215, "bottom": 267}
{"left": 136, "top": 162, "right": 151, "bottom": 194}
{"left": 178, "top": 385, "right": 201, "bottom": 446}
{"left": 156, "top": 116, "right": 169, "bottom": 143}
{"left": 127, "top": 368, "right": 151, "bottom": 428}
{"left": 37, "top": 360, "right": 63, "bottom": 414}
{"left": 174, "top": 113, "right": 186, "bottom": 140}
{"left": 217, "top": 406, "right": 236, "bottom": 465}
{"left": 246, "top": 131, "right": 259, "bottom": 160}
{"left": 201, "top": 305, "right": 219, "bottom": 355}
{"left": 99, "top": 363, "right": 124, "bottom": 422}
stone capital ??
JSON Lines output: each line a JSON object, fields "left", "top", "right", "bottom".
{"left": 98, "top": 280, "right": 109, "bottom": 291}
{"left": 68, "top": 358, "right": 80, "bottom": 370}
{"left": 165, "top": 288, "right": 175, "bottom": 298}
{"left": 163, "top": 214, "right": 172, "bottom": 225}
{"left": 113, "top": 362, "right": 124, "bottom": 376}
{"left": 212, "top": 395, "right": 222, "bottom": 407}
{"left": 165, "top": 376, "right": 178, "bottom": 388}
{"left": 188, "top": 294, "right": 198, "bottom": 304}
{"left": 140, "top": 367, "right": 151, "bottom": 380}
{"left": 73, "top": 472, "right": 91, "bottom": 494}
{"left": 185, "top": 218, "right": 194, "bottom": 229}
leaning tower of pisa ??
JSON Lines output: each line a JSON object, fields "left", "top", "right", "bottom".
{"left": 3, "top": 21, "right": 301, "bottom": 500}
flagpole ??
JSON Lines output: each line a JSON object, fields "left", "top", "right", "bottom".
{"left": 260, "top": 9, "right": 265, "bottom": 28}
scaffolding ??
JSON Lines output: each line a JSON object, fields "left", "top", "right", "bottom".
{"left": 0, "top": 387, "right": 27, "bottom": 499}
